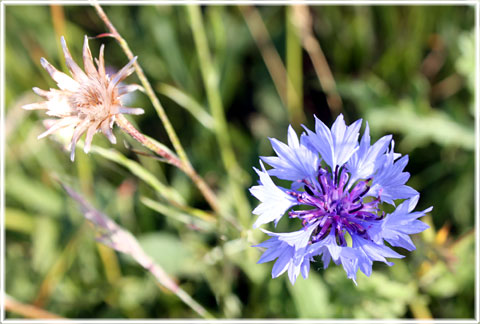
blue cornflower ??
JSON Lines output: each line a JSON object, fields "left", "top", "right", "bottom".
{"left": 250, "top": 114, "right": 432, "bottom": 284}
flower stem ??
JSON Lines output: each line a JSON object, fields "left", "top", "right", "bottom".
{"left": 5, "top": 294, "right": 65, "bottom": 319}
{"left": 115, "top": 115, "right": 220, "bottom": 214}
{"left": 92, "top": 4, "right": 189, "bottom": 168}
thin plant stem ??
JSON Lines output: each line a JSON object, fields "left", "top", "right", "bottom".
{"left": 239, "top": 5, "right": 305, "bottom": 127}
{"left": 286, "top": 6, "right": 304, "bottom": 127}
{"left": 115, "top": 114, "right": 220, "bottom": 214}
{"left": 92, "top": 4, "right": 189, "bottom": 167}
{"left": 5, "top": 294, "right": 65, "bottom": 319}
{"left": 50, "top": 5, "right": 67, "bottom": 72}
{"left": 186, "top": 5, "right": 251, "bottom": 226}
{"left": 115, "top": 114, "right": 184, "bottom": 169}
{"left": 292, "top": 5, "right": 343, "bottom": 116}
{"left": 96, "top": 243, "right": 122, "bottom": 284}
{"left": 92, "top": 4, "right": 220, "bottom": 214}
{"left": 409, "top": 297, "right": 433, "bottom": 319}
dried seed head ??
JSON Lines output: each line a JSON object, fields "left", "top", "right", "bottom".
{"left": 23, "top": 35, "right": 144, "bottom": 161}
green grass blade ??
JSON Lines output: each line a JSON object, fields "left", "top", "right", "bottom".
{"left": 157, "top": 83, "right": 215, "bottom": 131}
{"left": 90, "top": 146, "right": 186, "bottom": 205}
{"left": 141, "top": 196, "right": 215, "bottom": 230}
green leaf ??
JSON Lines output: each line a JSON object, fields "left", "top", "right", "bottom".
{"left": 287, "top": 273, "right": 332, "bottom": 318}
{"left": 421, "top": 261, "right": 458, "bottom": 298}
{"left": 324, "top": 268, "right": 416, "bottom": 318}
{"left": 136, "top": 232, "right": 195, "bottom": 276}
{"left": 5, "top": 208, "right": 35, "bottom": 234}
{"left": 456, "top": 30, "right": 475, "bottom": 99}
{"left": 366, "top": 100, "right": 475, "bottom": 150}
{"left": 140, "top": 196, "right": 215, "bottom": 229}
{"left": 5, "top": 172, "right": 63, "bottom": 216}
{"left": 420, "top": 232, "right": 475, "bottom": 297}
{"left": 32, "top": 216, "right": 59, "bottom": 274}
{"left": 113, "top": 276, "right": 158, "bottom": 311}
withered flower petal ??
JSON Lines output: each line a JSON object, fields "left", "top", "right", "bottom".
{"left": 23, "top": 35, "right": 144, "bottom": 161}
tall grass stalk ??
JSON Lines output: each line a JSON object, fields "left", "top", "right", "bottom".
{"left": 292, "top": 5, "right": 343, "bottom": 115}
{"left": 286, "top": 6, "right": 305, "bottom": 127}
{"left": 239, "top": 5, "right": 305, "bottom": 127}
{"left": 187, "top": 5, "right": 251, "bottom": 227}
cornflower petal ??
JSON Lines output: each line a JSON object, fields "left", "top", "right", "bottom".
{"left": 308, "top": 233, "right": 360, "bottom": 282}
{"left": 351, "top": 235, "right": 403, "bottom": 277}
{"left": 255, "top": 229, "right": 314, "bottom": 284}
{"left": 331, "top": 114, "right": 363, "bottom": 168}
{"left": 368, "top": 143, "right": 418, "bottom": 204}
{"left": 261, "top": 224, "right": 318, "bottom": 250}
{"left": 261, "top": 125, "right": 318, "bottom": 182}
{"left": 300, "top": 256, "right": 311, "bottom": 279}
{"left": 249, "top": 161, "right": 298, "bottom": 228}
{"left": 347, "top": 123, "right": 392, "bottom": 187}
{"left": 303, "top": 114, "right": 361, "bottom": 170}
{"left": 372, "top": 196, "right": 433, "bottom": 251}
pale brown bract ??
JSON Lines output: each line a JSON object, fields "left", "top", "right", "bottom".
{"left": 23, "top": 35, "right": 144, "bottom": 161}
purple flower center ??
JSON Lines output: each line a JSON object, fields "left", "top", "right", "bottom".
{"left": 287, "top": 165, "right": 383, "bottom": 246}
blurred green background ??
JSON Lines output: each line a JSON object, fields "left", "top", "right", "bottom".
{"left": 4, "top": 4, "right": 475, "bottom": 319}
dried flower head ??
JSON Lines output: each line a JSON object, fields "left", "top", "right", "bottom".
{"left": 23, "top": 36, "right": 144, "bottom": 161}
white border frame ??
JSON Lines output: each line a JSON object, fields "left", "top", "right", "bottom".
{"left": 1, "top": 1, "right": 478, "bottom": 323}
{"left": 1, "top": 0, "right": 5, "bottom": 322}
